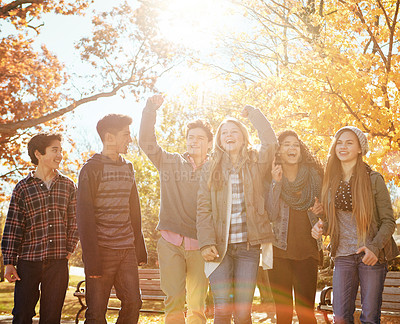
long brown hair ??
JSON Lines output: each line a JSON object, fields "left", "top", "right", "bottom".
{"left": 208, "top": 118, "right": 256, "bottom": 190}
{"left": 322, "top": 131, "right": 373, "bottom": 243}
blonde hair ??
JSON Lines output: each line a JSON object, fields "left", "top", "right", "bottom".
{"left": 208, "top": 118, "right": 256, "bottom": 190}
{"left": 322, "top": 131, "right": 373, "bottom": 243}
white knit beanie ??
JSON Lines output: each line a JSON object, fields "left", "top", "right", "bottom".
{"left": 334, "top": 126, "right": 369, "bottom": 156}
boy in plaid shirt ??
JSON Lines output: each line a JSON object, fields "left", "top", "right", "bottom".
{"left": 1, "top": 133, "right": 79, "bottom": 324}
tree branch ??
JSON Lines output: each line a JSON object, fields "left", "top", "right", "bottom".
{"left": 386, "top": 0, "right": 400, "bottom": 71}
{"left": 0, "top": 0, "right": 41, "bottom": 17}
{"left": 0, "top": 167, "right": 24, "bottom": 179}
{"left": 325, "top": 77, "right": 370, "bottom": 132}
{"left": 339, "top": 0, "right": 388, "bottom": 69}
{"left": 0, "top": 79, "right": 140, "bottom": 135}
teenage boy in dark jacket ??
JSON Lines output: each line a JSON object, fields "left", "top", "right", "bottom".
{"left": 77, "top": 114, "right": 147, "bottom": 324}
{"left": 139, "top": 95, "right": 213, "bottom": 324}
{"left": 1, "top": 133, "right": 79, "bottom": 323}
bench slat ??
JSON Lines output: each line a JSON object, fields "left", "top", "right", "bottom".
{"left": 139, "top": 273, "right": 161, "bottom": 280}
{"left": 384, "top": 278, "right": 400, "bottom": 286}
{"left": 139, "top": 280, "right": 161, "bottom": 285}
{"left": 381, "top": 294, "right": 400, "bottom": 303}
{"left": 382, "top": 302, "right": 400, "bottom": 310}
{"left": 356, "top": 292, "right": 400, "bottom": 302}
{"left": 355, "top": 300, "right": 400, "bottom": 310}
{"left": 387, "top": 272, "right": 400, "bottom": 279}
{"left": 383, "top": 287, "right": 400, "bottom": 295}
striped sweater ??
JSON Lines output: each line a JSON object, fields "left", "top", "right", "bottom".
{"left": 76, "top": 153, "right": 147, "bottom": 276}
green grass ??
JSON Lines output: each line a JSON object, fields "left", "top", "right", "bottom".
{"left": 0, "top": 281, "right": 14, "bottom": 315}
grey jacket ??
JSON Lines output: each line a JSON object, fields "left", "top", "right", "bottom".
{"left": 267, "top": 180, "right": 323, "bottom": 251}
{"left": 327, "top": 171, "right": 398, "bottom": 263}
{"left": 139, "top": 105, "right": 204, "bottom": 239}
{"left": 196, "top": 107, "right": 277, "bottom": 260}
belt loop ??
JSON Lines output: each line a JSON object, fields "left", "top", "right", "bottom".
{"left": 247, "top": 242, "right": 250, "bottom": 251}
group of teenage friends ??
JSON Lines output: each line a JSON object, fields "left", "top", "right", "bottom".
{"left": 1, "top": 94, "right": 398, "bottom": 324}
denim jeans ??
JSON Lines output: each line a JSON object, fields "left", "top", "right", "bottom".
{"left": 333, "top": 253, "right": 387, "bottom": 324}
{"left": 209, "top": 242, "right": 260, "bottom": 324}
{"left": 12, "top": 258, "right": 69, "bottom": 324}
{"left": 85, "top": 247, "right": 141, "bottom": 324}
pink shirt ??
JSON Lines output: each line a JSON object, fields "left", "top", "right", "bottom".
{"left": 160, "top": 154, "right": 206, "bottom": 251}
{"left": 160, "top": 230, "right": 199, "bottom": 251}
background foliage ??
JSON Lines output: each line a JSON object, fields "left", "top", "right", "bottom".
{"left": 1, "top": 0, "right": 400, "bottom": 271}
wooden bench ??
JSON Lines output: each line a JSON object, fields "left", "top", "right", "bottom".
{"left": 318, "top": 271, "right": 400, "bottom": 323}
{"left": 73, "top": 268, "right": 165, "bottom": 323}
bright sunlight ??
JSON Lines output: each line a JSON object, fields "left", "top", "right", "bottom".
{"left": 157, "top": 0, "right": 240, "bottom": 50}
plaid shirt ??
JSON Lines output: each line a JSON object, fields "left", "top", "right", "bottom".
{"left": 1, "top": 171, "right": 79, "bottom": 266}
{"left": 229, "top": 171, "right": 248, "bottom": 244}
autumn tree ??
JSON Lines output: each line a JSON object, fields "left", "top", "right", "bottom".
{"left": 0, "top": 0, "right": 180, "bottom": 197}
{"left": 198, "top": 0, "right": 400, "bottom": 184}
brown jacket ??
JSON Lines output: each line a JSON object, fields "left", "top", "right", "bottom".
{"left": 196, "top": 107, "right": 277, "bottom": 261}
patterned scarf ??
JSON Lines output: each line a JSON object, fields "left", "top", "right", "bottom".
{"left": 334, "top": 163, "right": 372, "bottom": 211}
{"left": 334, "top": 180, "right": 353, "bottom": 211}
{"left": 281, "top": 165, "right": 322, "bottom": 211}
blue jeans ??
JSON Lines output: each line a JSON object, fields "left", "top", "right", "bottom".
{"left": 333, "top": 254, "right": 387, "bottom": 324}
{"left": 209, "top": 243, "right": 260, "bottom": 324}
{"left": 85, "top": 247, "right": 141, "bottom": 324}
{"left": 12, "top": 259, "right": 69, "bottom": 324}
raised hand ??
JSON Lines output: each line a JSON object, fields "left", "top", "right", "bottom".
{"left": 241, "top": 105, "right": 255, "bottom": 118}
{"left": 146, "top": 94, "right": 164, "bottom": 110}
{"left": 309, "top": 197, "right": 323, "bottom": 215}
{"left": 271, "top": 160, "right": 283, "bottom": 182}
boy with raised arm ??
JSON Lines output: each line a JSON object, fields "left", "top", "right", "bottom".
{"left": 139, "top": 95, "right": 213, "bottom": 324}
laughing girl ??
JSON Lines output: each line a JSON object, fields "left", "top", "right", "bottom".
{"left": 197, "top": 105, "right": 277, "bottom": 323}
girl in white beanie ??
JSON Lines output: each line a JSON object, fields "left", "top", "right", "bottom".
{"left": 312, "top": 126, "right": 398, "bottom": 324}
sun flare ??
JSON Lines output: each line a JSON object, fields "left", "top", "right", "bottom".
{"left": 157, "top": 0, "right": 240, "bottom": 51}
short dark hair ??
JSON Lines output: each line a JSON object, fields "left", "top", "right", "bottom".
{"left": 28, "top": 133, "right": 62, "bottom": 166}
{"left": 186, "top": 119, "right": 213, "bottom": 142}
{"left": 96, "top": 114, "right": 133, "bottom": 142}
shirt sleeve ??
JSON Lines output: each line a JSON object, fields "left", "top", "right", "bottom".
{"left": 247, "top": 106, "right": 277, "bottom": 168}
{"left": 1, "top": 186, "right": 26, "bottom": 266}
{"left": 139, "top": 105, "right": 163, "bottom": 169}
{"left": 76, "top": 164, "right": 103, "bottom": 276}
{"left": 129, "top": 178, "right": 148, "bottom": 265}
{"left": 66, "top": 182, "right": 79, "bottom": 254}
{"left": 366, "top": 173, "right": 396, "bottom": 257}
{"left": 266, "top": 180, "right": 282, "bottom": 222}
{"left": 139, "top": 104, "right": 178, "bottom": 170}
{"left": 196, "top": 164, "right": 217, "bottom": 249}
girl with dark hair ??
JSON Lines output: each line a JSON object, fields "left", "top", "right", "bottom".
{"left": 197, "top": 105, "right": 277, "bottom": 323}
{"left": 312, "top": 126, "right": 398, "bottom": 324}
{"left": 267, "top": 130, "right": 324, "bottom": 323}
